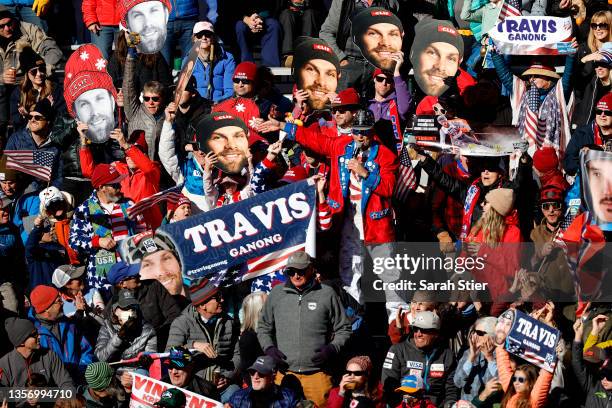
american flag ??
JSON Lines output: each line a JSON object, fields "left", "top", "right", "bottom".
{"left": 523, "top": 86, "right": 546, "bottom": 147}
{"left": 497, "top": 0, "right": 521, "bottom": 23}
{"left": 127, "top": 185, "right": 183, "bottom": 219}
{"left": 4, "top": 150, "right": 55, "bottom": 181}
{"left": 395, "top": 146, "right": 417, "bottom": 202}
{"left": 243, "top": 243, "right": 307, "bottom": 281}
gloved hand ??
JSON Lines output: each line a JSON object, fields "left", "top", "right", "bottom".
{"left": 32, "top": 0, "right": 51, "bottom": 17}
{"left": 118, "top": 317, "right": 138, "bottom": 339}
{"left": 137, "top": 353, "right": 153, "bottom": 369}
{"left": 265, "top": 346, "right": 288, "bottom": 370}
{"left": 311, "top": 345, "right": 335, "bottom": 365}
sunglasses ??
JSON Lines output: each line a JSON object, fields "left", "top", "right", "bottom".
{"left": 247, "top": 369, "right": 267, "bottom": 377}
{"left": 473, "top": 329, "right": 488, "bottom": 337}
{"left": 29, "top": 67, "right": 45, "bottom": 75}
{"left": 601, "top": 371, "right": 612, "bottom": 381}
{"left": 345, "top": 370, "right": 366, "bottom": 377}
{"left": 352, "top": 128, "right": 372, "bottom": 136}
{"left": 233, "top": 78, "right": 252, "bottom": 85}
{"left": 143, "top": 96, "right": 160, "bottom": 102}
{"left": 412, "top": 326, "right": 437, "bottom": 335}
{"left": 285, "top": 267, "right": 308, "bottom": 277}
{"left": 591, "top": 22, "right": 609, "bottom": 30}
{"left": 27, "top": 114, "right": 46, "bottom": 122}
{"left": 541, "top": 202, "right": 562, "bottom": 211}
{"left": 512, "top": 376, "right": 527, "bottom": 383}
{"left": 596, "top": 109, "right": 612, "bottom": 117}
{"left": 195, "top": 30, "right": 214, "bottom": 39}
{"left": 374, "top": 76, "right": 392, "bottom": 84}
{"left": 0, "top": 21, "right": 12, "bottom": 30}
{"left": 434, "top": 106, "right": 447, "bottom": 115}
{"left": 332, "top": 107, "right": 350, "bottom": 114}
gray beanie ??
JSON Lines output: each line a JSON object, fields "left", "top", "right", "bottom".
{"left": 5, "top": 317, "right": 36, "bottom": 347}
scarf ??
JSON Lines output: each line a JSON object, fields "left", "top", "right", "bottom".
{"left": 517, "top": 85, "right": 561, "bottom": 148}
{"left": 460, "top": 179, "right": 483, "bottom": 240}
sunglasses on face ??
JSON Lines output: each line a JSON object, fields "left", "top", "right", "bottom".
{"left": 27, "top": 114, "right": 46, "bottom": 122}
{"left": 374, "top": 76, "right": 392, "bottom": 84}
{"left": 352, "top": 128, "right": 372, "bottom": 136}
{"left": 332, "top": 107, "right": 349, "bottom": 114}
{"left": 473, "top": 329, "right": 488, "bottom": 337}
{"left": 247, "top": 369, "right": 267, "bottom": 377}
{"left": 143, "top": 96, "right": 160, "bottom": 102}
{"left": 233, "top": 78, "right": 252, "bottom": 85}
{"left": 345, "top": 370, "right": 366, "bottom": 377}
{"left": 412, "top": 326, "right": 437, "bottom": 335}
{"left": 596, "top": 109, "right": 612, "bottom": 117}
{"left": 512, "top": 376, "right": 527, "bottom": 384}
{"left": 0, "top": 21, "right": 12, "bottom": 30}
{"left": 541, "top": 202, "right": 562, "bottom": 211}
{"left": 29, "top": 67, "right": 45, "bottom": 76}
{"left": 195, "top": 30, "right": 214, "bottom": 39}
{"left": 601, "top": 371, "right": 612, "bottom": 381}
{"left": 591, "top": 22, "right": 609, "bottom": 30}
{"left": 285, "top": 267, "right": 308, "bottom": 277}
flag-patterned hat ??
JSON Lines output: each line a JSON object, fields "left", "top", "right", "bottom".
{"left": 63, "top": 44, "right": 117, "bottom": 118}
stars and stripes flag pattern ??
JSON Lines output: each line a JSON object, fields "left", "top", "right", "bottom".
{"left": 127, "top": 185, "right": 183, "bottom": 219}
{"left": 4, "top": 150, "right": 55, "bottom": 181}
{"left": 524, "top": 86, "right": 547, "bottom": 147}
{"left": 497, "top": 0, "right": 521, "bottom": 23}
{"left": 389, "top": 100, "right": 417, "bottom": 202}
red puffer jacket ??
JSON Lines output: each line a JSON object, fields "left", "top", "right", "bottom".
{"left": 287, "top": 124, "right": 398, "bottom": 245}
{"left": 82, "top": 0, "right": 120, "bottom": 28}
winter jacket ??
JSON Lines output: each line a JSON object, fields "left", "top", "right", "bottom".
{"left": 573, "top": 75, "right": 612, "bottom": 129}
{"left": 166, "top": 306, "right": 241, "bottom": 382}
{"left": 574, "top": 42, "right": 597, "bottom": 96}
{"left": 381, "top": 338, "right": 460, "bottom": 407}
{"left": 258, "top": 280, "right": 352, "bottom": 373}
{"left": 188, "top": 50, "right": 235, "bottom": 103}
{"left": 158, "top": 121, "right": 211, "bottom": 212}
{"left": 107, "top": 53, "right": 173, "bottom": 93}
{"left": 49, "top": 116, "right": 86, "bottom": 180}
{"left": 69, "top": 192, "right": 146, "bottom": 293}
{"left": 25, "top": 224, "right": 69, "bottom": 290}
{"left": 284, "top": 123, "right": 398, "bottom": 245}
{"left": 572, "top": 340, "right": 612, "bottom": 407}
{"left": 453, "top": 349, "right": 497, "bottom": 402}
{"left": 367, "top": 75, "right": 412, "bottom": 122}
{"left": 124, "top": 54, "right": 165, "bottom": 160}
{"left": 80, "top": 145, "right": 162, "bottom": 229}
{"left": 0, "top": 221, "right": 24, "bottom": 285}
{"left": 327, "top": 385, "right": 385, "bottom": 408}
{"left": 496, "top": 346, "right": 552, "bottom": 408}
{"left": 82, "top": 0, "right": 120, "bottom": 27}
{"left": 460, "top": 0, "right": 502, "bottom": 41}
{"left": 564, "top": 122, "right": 600, "bottom": 176}
{"left": 168, "top": 0, "right": 198, "bottom": 21}
{"left": 95, "top": 318, "right": 157, "bottom": 362}
{"left": 521, "top": 0, "right": 547, "bottom": 15}
{"left": 227, "top": 385, "right": 299, "bottom": 408}
{"left": 27, "top": 308, "right": 95, "bottom": 380}
{"left": 5, "top": 128, "right": 64, "bottom": 190}
{"left": 0, "top": 22, "right": 63, "bottom": 83}
{"left": 12, "top": 190, "right": 40, "bottom": 245}
{"left": 431, "top": 159, "right": 470, "bottom": 240}
{"left": 0, "top": 348, "right": 74, "bottom": 389}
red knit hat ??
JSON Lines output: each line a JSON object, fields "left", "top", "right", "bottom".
{"left": 30, "top": 285, "right": 60, "bottom": 314}
{"left": 118, "top": 0, "right": 172, "bottom": 29}
{"left": 167, "top": 195, "right": 191, "bottom": 212}
{"left": 63, "top": 44, "right": 117, "bottom": 118}
{"left": 212, "top": 97, "right": 262, "bottom": 145}
{"left": 332, "top": 88, "right": 360, "bottom": 107}
{"left": 532, "top": 147, "right": 559, "bottom": 173}
{"left": 233, "top": 62, "right": 257, "bottom": 81}
{"left": 597, "top": 92, "right": 612, "bottom": 111}
{"left": 91, "top": 164, "right": 127, "bottom": 189}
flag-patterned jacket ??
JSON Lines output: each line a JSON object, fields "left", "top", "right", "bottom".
{"left": 284, "top": 123, "right": 397, "bottom": 245}
{"left": 69, "top": 192, "right": 146, "bottom": 293}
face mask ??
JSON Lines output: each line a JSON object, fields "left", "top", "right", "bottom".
{"left": 116, "top": 309, "right": 136, "bottom": 325}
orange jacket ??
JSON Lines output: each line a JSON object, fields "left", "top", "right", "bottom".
{"left": 80, "top": 146, "right": 162, "bottom": 229}
{"left": 496, "top": 346, "right": 553, "bottom": 408}
{"left": 54, "top": 218, "right": 80, "bottom": 265}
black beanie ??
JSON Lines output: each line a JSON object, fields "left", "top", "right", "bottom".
{"left": 292, "top": 37, "right": 340, "bottom": 83}
{"left": 31, "top": 98, "right": 55, "bottom": 122}
{"left": 19, "top": 46, "right": 45, "bottom": 74}
{"left": 351, "top": 7, "right": 403, "bottom": 42}
{"left": 5, "top": 317, "right": 36, "bottom": 347}
{"left": 194, "top": 112, "right": 248, "bottom": 149}
{"left": 410, "top": 17, "right": 464, "bottom": 60}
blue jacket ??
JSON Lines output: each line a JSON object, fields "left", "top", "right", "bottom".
{"left": 0, "top": 222, "right": 24, "bottom": 285}
{"left": 0, "top": 0, "right": 33, "bottom": 7}
{"left": 25, "top": 224, "right": 69, "bottom": 291}
{"left": 186, "top": 49, "right": 235, "bottom": 103}
{"left": 5, "top": 128, "right": 63, "bottom": 190}
{"left": 27, "top": 308, "right": 95, "bottom": 381}
{"left": 168, "top": 0, "right": 198, "bottom": 21}
{"left": 563, "top": 122, "right": 595, "bottom": 176}
{"left": 12, "top": 190, "right": 40, "bottom": 245}
{"left": 180, "top": 153, "right": 206, "bottom": 197}
{"left": 227, "top": 385, "right": 298, "bottom": 408}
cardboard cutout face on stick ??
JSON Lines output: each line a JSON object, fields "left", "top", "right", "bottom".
{"left": 120, "top": 0, "right": 171, "bottom": 54}
{"left": 581, "top": 150, "right": 612, "bottom": 225}
{"left": 194, "top": 112, "right": 250, "bottom": 175}
{"left": 409, "top": 18, "right": 464, "bottom": 97}
{"left": 64, "top": 44, "right": 117, "bottom": 144}
{"left": 351, "top": 7, "right": 404, "bottom": 73}
{"left": 292, "top": 37, "right": 340, "bottom": 110}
